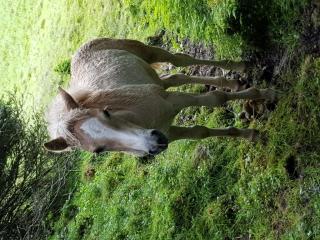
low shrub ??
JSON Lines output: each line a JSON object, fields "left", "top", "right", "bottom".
{"left": 0, "top": 93, "right": 80, "bottom": 240}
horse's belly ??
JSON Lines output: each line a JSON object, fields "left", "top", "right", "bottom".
{"left": 71, "top": 49, "right": 160, "bottom": 89}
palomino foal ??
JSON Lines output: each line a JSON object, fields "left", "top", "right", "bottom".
{"left": 45, "top": 38, "right": 276, "bottom": 156}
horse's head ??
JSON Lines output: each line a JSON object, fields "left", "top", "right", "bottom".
{"left": 44, "top": 88, "right": 168, "bottom": 156}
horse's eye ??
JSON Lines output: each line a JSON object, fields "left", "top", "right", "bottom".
{"left": 103, "top": 109, "right": 110, "bottom": 118}
{"left": 93, "top": 147, "right": 105, "bottom": 154}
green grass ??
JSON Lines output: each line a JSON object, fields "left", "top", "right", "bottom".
{"left": 1, "top": 0, "right": 318, "bottom": 239}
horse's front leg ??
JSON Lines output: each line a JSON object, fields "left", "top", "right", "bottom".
{"left": 168, "top": 126, "right": 259, "bottom": 142}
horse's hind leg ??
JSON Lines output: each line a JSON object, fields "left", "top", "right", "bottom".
{"left": 161, "top": 73, "right": 246, "bottom": 91}
{"left": 147, "top": 47, "right": 247, "bottom": 72}
{"left": 144, "top": 46, "right": 247, "bottom": 72}
{"left": 156, "top": 52, "right": 247, "bottom": 72}
{"left": 84, "top": 38, "right": 247, "bottom": 72}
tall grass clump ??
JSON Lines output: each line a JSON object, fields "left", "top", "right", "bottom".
{"left": 225, "top": 0, "right": 309, "bottom": 50}
{"left": 0, "top": 93, "right": 80, "bottom": 240}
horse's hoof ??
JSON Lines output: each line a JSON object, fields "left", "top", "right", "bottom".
{"left": 250, "top": 130, "right": 268, "bottom": 145}
{"left": 266, "top": 88, "right": 284, "bottom": 103}
{"left": 242, "top": 61, "right": 254, "bottom": 73}
{"left": 232, "top": 79, "right": 250, "bottom": 92}
{"left": 249, "top": 129, "right": 260, "bottom": 142}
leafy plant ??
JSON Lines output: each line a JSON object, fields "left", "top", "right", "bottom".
{"left": 0, "top": 93, "right": 80, "bottom": 239}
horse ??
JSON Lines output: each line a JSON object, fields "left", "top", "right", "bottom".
{"left": 44, "top": 38, "right": 276, "bottom": 157}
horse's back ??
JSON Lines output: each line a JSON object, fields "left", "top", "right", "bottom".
{"left": 70, "top": 47, "right": 161, "bottom": 90}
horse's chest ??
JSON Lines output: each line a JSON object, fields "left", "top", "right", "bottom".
{"left": 130, "top": 96, "right": 175, "bottom": 131}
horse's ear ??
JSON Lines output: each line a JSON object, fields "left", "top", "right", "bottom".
{"left": 44, "top": 137, "right": 69, "bottom": 152}
{"left": 58, "top": 87, "right": 79, "bottom": 110}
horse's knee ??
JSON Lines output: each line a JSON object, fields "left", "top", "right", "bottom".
{"left": 206, "top": 90, "right": 228, "bottom": 106}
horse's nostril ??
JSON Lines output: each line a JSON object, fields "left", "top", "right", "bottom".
{"left": 149, "top": 130, "right": 168, "bottom": 155}
{"left": 150, "top": 129, "right": 160, "bottom": 136}
{"left": 151, "top": 130, "right": 168, "bottom": 146}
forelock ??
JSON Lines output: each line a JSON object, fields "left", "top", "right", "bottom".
{"left": 47, "top": 108, "right": 89, "bottom": 146}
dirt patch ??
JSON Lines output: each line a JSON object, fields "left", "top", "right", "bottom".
{"left": 176, "top": 38, "right": 217, "bottom": 76}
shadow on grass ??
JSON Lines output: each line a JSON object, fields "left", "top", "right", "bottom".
{"left": 226, "top": 0, "right": 273, "bottom": 50}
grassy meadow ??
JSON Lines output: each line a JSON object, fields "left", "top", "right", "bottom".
{"left": 1, "top": 0, "right": 319, "bottom": 239}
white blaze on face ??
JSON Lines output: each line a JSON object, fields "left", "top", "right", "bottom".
{"left": 80, "top": 117, "right": 149, "bottom": 153}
